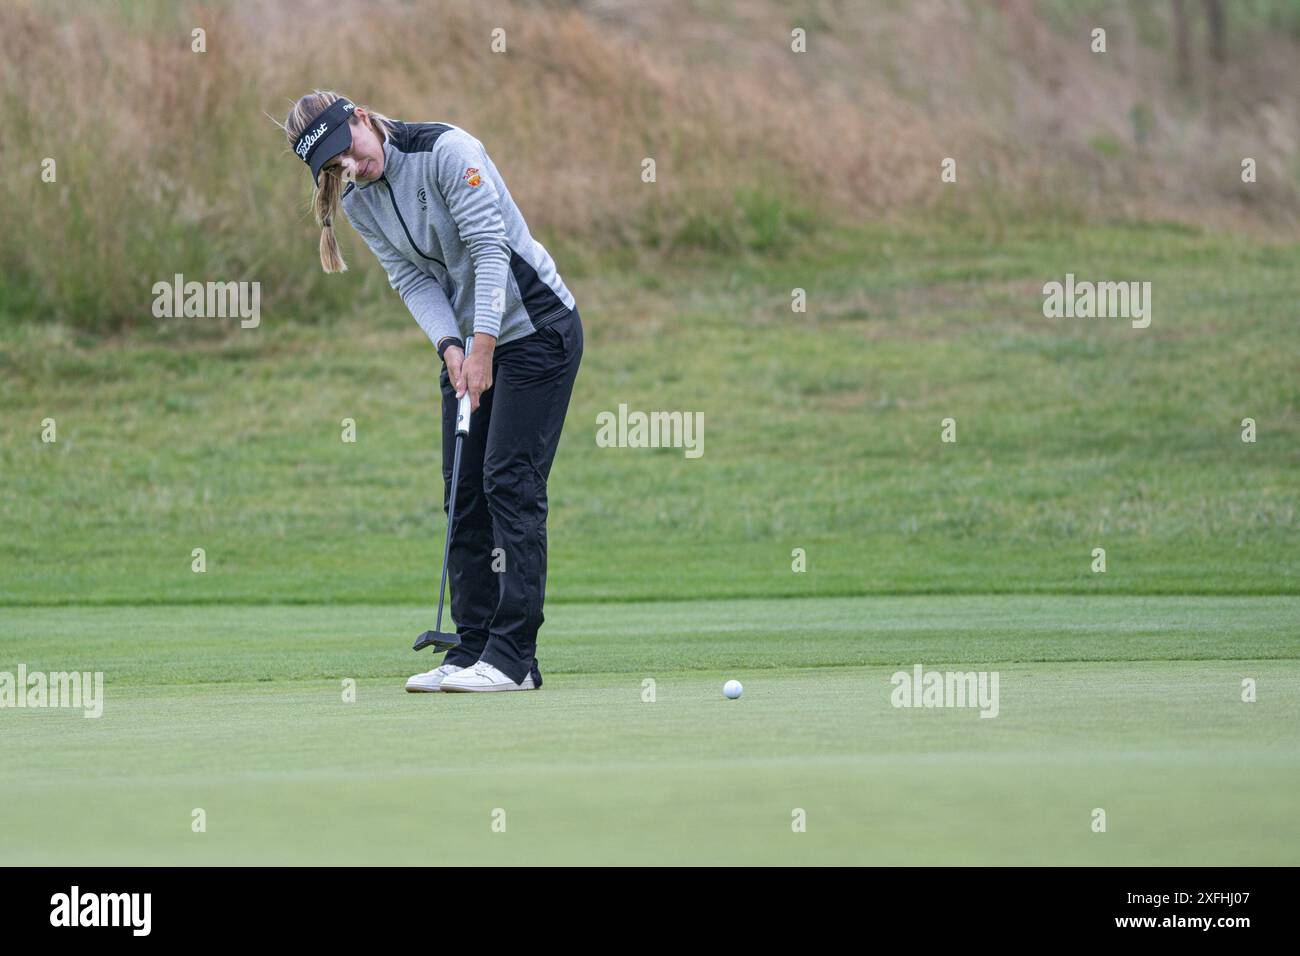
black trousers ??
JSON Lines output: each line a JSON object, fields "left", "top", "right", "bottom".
{"left": 438, "top": 307, "right": 584, "bottom": 685}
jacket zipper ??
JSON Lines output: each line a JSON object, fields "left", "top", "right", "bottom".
{"left": 378, "top": 174, "right": 447, "bottom": 269}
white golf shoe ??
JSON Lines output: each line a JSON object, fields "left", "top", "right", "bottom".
{"left": 405, "top": 663, "right": 465, "bottom": 693}
{"left": 439, "top": 660, "right": 537, "bottom": 693}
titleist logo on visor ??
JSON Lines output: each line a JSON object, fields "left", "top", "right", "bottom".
{"left": 295, "top": 100, "right": 354, "bottom": 160}
{"left": 295, "top": 122, "right": 329, "bottom": 159}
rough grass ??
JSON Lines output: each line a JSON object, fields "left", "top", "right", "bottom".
{"left": 1, "top": 0, "right": 1297, "bottom": 330}
{"left": 1, "top": 220, "right": 1296, "bottom": 604}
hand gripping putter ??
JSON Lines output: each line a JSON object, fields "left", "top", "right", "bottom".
{"left": 414, "top": 337, "right": 474, "bottom": 654}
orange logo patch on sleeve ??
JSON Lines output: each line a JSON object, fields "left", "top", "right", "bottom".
{"left": 463, "top": 167, "right": 482, "bottom": 187}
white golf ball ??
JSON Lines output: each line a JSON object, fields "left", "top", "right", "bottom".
{"left": 723, "top": 679, "right": 743, "bottom": 700}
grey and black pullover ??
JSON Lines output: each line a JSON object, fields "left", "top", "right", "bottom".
{"left": 341, "top": 121, "right": 575, "bottom": 348}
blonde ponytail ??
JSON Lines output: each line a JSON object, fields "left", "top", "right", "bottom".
{"left": 316, "top": 175, "right": 346, "bottom": 273}
{"left": 280, "top": 89, "right": 398, "bottom": 273}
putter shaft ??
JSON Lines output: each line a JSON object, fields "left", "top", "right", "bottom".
{"left": 435, "top": 432, "right": 464, "bottom": 633}
{"left": 414, "top": 337, "right": 474, "bottom": 653}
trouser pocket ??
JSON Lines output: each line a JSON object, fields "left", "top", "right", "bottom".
{"left": 537, "top": 308, "right": 583, "bottom": 361}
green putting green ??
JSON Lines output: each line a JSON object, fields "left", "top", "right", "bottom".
{"left": 3, "top": 597, "right": 1296, "bottom": 865}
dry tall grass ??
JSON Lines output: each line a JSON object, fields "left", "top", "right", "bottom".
{"left": 0, "top": 0, "right": 1295, "bottom": 330}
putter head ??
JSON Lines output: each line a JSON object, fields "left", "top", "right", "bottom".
{"left": 413, "top": 630, "right": 461, "bottom": 653}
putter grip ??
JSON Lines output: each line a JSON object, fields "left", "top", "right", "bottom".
{"left": 455, "top": 336, "right": 473, "bottom": 435}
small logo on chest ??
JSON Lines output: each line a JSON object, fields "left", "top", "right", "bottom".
{"left": 417, "top": 186, "right": 428, "bottom": 210}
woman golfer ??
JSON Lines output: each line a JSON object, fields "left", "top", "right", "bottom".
{"left": 284, "top": 90, "right": 582, "bottom": 693}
